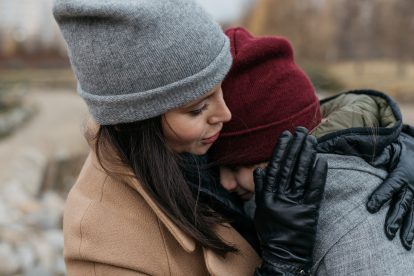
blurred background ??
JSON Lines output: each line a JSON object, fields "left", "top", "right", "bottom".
{"left": 0, "top": 0, "right": 413, "bottom": 275}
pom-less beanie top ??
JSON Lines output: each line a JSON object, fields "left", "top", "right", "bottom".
{"left": 53, "top": 0, "right": 232, "bottom": 125}
{"left": 209, "top": 27, "right": 321, "bottom": 166}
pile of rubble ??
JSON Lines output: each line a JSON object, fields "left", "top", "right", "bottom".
{"left": 0, "top": 149, "right": 67, "bottom": 276}
{"left": 0, "top": 87, "right": 34, "bottom": 139}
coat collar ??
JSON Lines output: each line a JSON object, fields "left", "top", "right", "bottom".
{"left": 85, "top": 118, "right": 197, "bottom": 252}
{"left": 202, "top": 223, "right": 261, "bottom": 276}
{"left": 85, "top": 119, "right": 261, "bottom": 274}
{"left": 88, "top": 149, "right": 198, "bottom": 253}
{"left": 88, "top": 152, "right": 261, "bottom": 274}
{"left": 127, "top": 169, "right": 198, "bottom": 252}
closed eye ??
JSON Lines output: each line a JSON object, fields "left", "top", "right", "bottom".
{"left": 189, "top": 103, "right": 209, "bottom": 116}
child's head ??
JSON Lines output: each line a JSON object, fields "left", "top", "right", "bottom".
{"left": 210, "top": 27, "right": 321, "bottom": 166}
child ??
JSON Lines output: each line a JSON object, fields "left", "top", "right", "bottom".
{"left": 209, "top": 27, "right": 414, "bottom": 275}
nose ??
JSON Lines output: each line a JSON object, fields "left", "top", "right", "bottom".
{"left": 220, "top": 167, "right": 238, "bottom": 192}
{"left": 221, "top": 178, "right": 238, "bottom": 192}
{"left": 208, "top": 87, "right": 232, "bottom": 125}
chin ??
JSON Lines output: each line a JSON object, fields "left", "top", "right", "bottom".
{"left": 191, "top": 149, "right": 209, "bottom": 156}
{"left": 189, "top": 145, "right": 211, "bottom": 156}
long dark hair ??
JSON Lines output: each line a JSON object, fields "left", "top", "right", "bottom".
{"left": 91, "top": 116, "right": 237, "bottom": 256}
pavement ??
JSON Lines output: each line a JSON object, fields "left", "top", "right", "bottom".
{"left": 0, "top": 89, "right": 89, "bottom": 186}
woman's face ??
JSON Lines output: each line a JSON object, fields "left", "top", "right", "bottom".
{"left": 162, "top": 84, "right": 232, "bottom": 155}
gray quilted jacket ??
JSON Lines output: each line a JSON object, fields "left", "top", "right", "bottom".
{"left": 310, "top": 90, "right": 414, "bottom": 275}
{"left": 311, "top": 154, "right": 413, "bottom": 275}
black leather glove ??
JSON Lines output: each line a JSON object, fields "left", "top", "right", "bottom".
{"left": 253, "top": 127, "right": 328, "bottom": 275}
{"left": 367, "top": 124, "right": 414, "bottom": 250}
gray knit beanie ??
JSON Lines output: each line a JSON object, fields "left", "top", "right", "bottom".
{"left": 53, "top": 0, "right": 232, "bottom": 125}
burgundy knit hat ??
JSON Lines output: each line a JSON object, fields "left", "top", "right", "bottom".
{"left": 209, "top": 27, "right": 321, "bottom": 166}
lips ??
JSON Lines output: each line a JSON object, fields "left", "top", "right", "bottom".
{"left": 201, "top": 131, "right": 221, "bottom": 144}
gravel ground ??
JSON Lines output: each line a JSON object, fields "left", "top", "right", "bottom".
{"left": 0, "top": 89, "right": 88, "bottom": 275}
{"left": 0, "top": 89, "right": 89, "bottom": 186}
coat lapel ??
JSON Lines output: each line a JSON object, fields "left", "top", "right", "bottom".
{"left": 203, "top": 223, "right": 261, "bottom": 276}
{"left": 89, "top": 150, "right": 197, "bottom": 253}
{"left": 128, "top": 174, "right": 197, "bottom": 253}
{"left": 86, "top": 116, "right": 261, "bottom": 274}
{"left": 127, "top": 168, "right": 262, "bottom": 275}
{"left": 132, "top": 173, "right": 262, "bottom": 275}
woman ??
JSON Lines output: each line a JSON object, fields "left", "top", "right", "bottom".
{"left": 208, "top": 27, "right": 414, "bottom": 275}
{"left": 54, "top": 1, "right": 326, "bottom": 275}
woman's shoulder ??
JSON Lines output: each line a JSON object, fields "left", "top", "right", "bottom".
{"left": 64, "top": 152, "right": 162, "bottom": 237}
{"left": 64, "top": 152, "right": 172, "bottom": 274}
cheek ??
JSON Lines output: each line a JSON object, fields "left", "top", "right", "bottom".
{"left": 236, "top": 168, "right": 255, "bottom": 193}
{"left": 163, "top": 116, "right": 206, "bottom": 145}
{"left": 172, "top": 124, "right": 204, "bottom": 143}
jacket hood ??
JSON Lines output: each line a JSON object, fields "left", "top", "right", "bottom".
{"left": 312, "top": 89, "right": 403, "bottom": 165}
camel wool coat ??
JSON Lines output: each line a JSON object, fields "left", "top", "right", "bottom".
{"left": 63, "top": 149, "right": 261, "bottom": 276}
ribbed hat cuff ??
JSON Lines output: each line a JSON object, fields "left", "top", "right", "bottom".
{"left": 220, "top": 100, "right": 321, "bottom": 137}
{"left": 209, "top": 101, "right": 322, "bottom": 166}
{"left": 79, "top": 37, "right": 232, "bottom": 125}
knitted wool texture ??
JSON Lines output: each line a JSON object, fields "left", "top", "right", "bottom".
{"left": 209, "top": 27, "right": 321, "bottom": 166}
{"left": 53, "top": 0, "right": 232, "bottom": 125}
